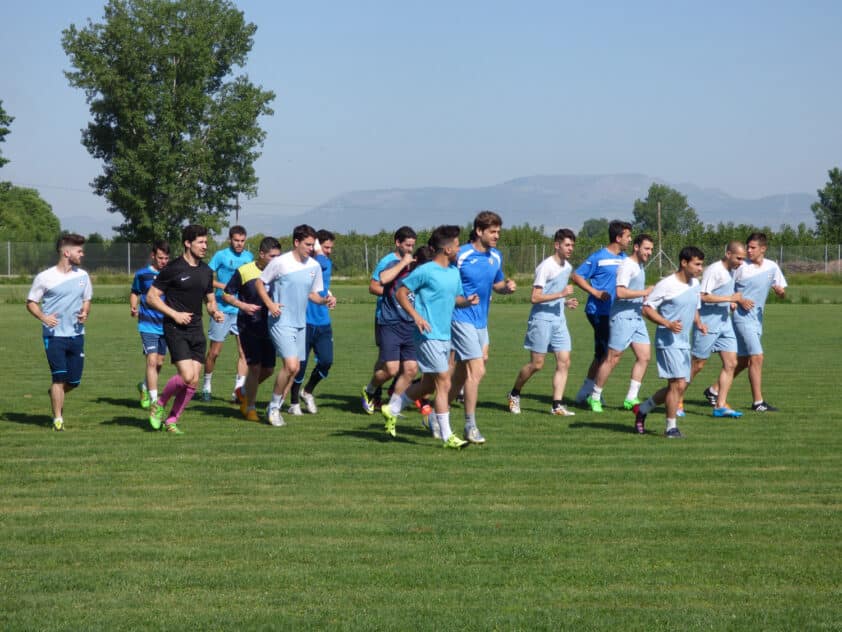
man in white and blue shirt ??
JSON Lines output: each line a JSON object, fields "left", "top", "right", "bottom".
{"left": 26, "top": 234, "right": 93, "bottom": 431}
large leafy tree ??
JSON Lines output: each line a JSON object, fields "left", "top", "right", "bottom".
{"left": 632, "top": 183, "right": 703, "bottom": 238}
{"left": 0, "top": 100, "right": 12, "bottom": 170}
{"left": 811, "top": 167, "right": 842, "bottom": 243}
{"left": 62, "top": 0, "right": 275, "bottom": 243}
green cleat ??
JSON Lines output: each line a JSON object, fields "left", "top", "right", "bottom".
{"left": 149, "top": 402, "right": 165, "bottom": 430}
{"left": 52, "top": 418, "right": 64, "bottom": 432}
{"left": 381, "top": 404, "right": 397, "bottom": 437}
{"left": 361, "top": 386, "right": 375, "bottom": 414}
{"left": 443, "top": 434, "right": 468, "bottom": 449}
{"left": 586, "top": 395, "right": 604, "bottom": 413}
{"left": 623, "top": 397, "right": 641, "bottom": 411}
{"left": 137, "top": 382, "right": 151, "bottom": 409}
{"left": 164, "top": 422, "right": 184, "bottom": 435}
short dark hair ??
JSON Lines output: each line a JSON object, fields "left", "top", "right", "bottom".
{"left": 229, "top": 225, "right": 247, "bottom": 238}
{"left": 182, "top": 224, "right": 208, "bottom": 244}
{"left": 292, "top": 224, "right": 317, "bottom": 243}
{"left": 56, "top": 233, "right": 85, "bottom": 253}
{"left": 413, "top": 245, "right": 435, "bottom": 267}
{"left": 634, "top": 233, "right": 654, "bottom": 248}
{"left": 553, "top": 228, "right": 576, "bottom": 243}
{"left": 746, "top": 232, "right": 768, "bottom": 247}
{"left": 259, "top": 236, "right": 281, "bottom": 253}
{"left": 474, "top": 210, "right": 503, "bottom": 232}
{"left": 679, "top": 245, "right": 705, "bottom": 263}
{"left": 394, "top": 226, "right": 417, "bottom": 243}
{"left": 316, "top": 229, "right": 335, "bottom": 243}
{"left": 428, "top": 225, "right": 461, "bottom": 253}
{"left": 151, "top": 239, "right": 170, "bottom": 255}
{"left": 609, "top": 220, "right": 633, "bottom": 243}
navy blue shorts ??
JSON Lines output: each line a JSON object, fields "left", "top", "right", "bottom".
{"left": 140, "top": 331, "right": 168, "bottom": 356}
{"left": 586, "top": 312, "right": 611, "bottom": 362}
{"left": 164, "top": 323, "right": 206, "bottom": 364}
{"left": 44, "top": 335, "right": 85, "bottom": 385}
{"left": 378, "top": 321, "right": 417, "bottom": 363}
{"left": 240, "top": 329, "right": 276, "bottom": 368}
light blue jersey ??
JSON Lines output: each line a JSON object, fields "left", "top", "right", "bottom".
{"left": 209, "top": 247, "right": 254, "bottom": 315}
{"left": 732, "top": 259, "right": 786, "bottom": 325}
{"left": 452, "top": 243, "right": 504, "bottom": 328}
{"left": 644, "top": 275, "right": 701, "bottom": 350}
{"left": 260, "top": 251, "right": 323, "bottom": 329}
{"left": 697, "top": 260, "right": 736, "bottom": 333}
{"left": 401, "top": 261, "right": 463, "bottom": 341}
{"left": 27, "top": 266, "right": 93, "bottom": 338}
{"left": 610, "top": 257, "right": 646, "bottom": 319}
{"left": 528, "top": 256, "right": 572, "bottom": 322}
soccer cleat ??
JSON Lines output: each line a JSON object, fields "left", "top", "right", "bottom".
{"left": 149, "top": 402, "right": 164, "bottom": 430}
{"left": 301, "top": 391, "right": 318, "bottom": 414}
{"left": 665, "top": 427, "right": 684, "bottom": 439}
{"left": 288, "top": 403, "right": 303, "bottom": 416}
{"left": 200, "top": 389, "right": 212, "bottom": 402}
{"left": 443, "top": 433, "right": 468, "bottom": 449}
{"left": 52, "top": 418, "right": 64, "bottom": 432}
{"left": 751, "top": 401, "right": 778, "bottom": 412}
{"left": 243, "top": 408, "right": 260, "bottom": 422}
{"left": 267, "top": 406, "right": 286, "bottom": 427}
{"left": 465, "top": 425, "right": 486, "bottom": 444}
{"left": 623, "top": 397, "right": 641, "bottom": 411}
{"left": 381, "top": 404, "right": 397, "bottom": 437}
{"left": 676, "top": 407, "right": 686, "bottom": 417}
{"left": 360, "top": 386, "right": 375, "bottom": 415}
{"left": 551, "top": 404, "right": 576, "bottom": 416}
{"left": 586, "top": 395, "right": 603, "bottom": 413}
{"left": 507, "top": 392, "right": 521, "bottom": 414}
{"left": 414, "top": 399, "right": 433, "bottom": 417}
{"left": 233, "top": 386, "right": 246, "bottom": 404}
{"left": 633, "top": 404, "right": 646, "bottom": 435}
{"left": 164, "top": 422, "right": 184, "bottom": 435}
{"left": 239, "top": 396, "right": 248, "bottom": 417}
{"left": 703, "top": 387, "right": 718, "bottom": 407}
{"left": 713, "top": 407, "right": 743, "bottom": 418}
{"left": 137, "top": 382, "right": 151, "bottom": 409}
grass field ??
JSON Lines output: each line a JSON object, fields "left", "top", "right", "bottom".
{"left": 1, "top": 293, "right": 841, "bottom": 630}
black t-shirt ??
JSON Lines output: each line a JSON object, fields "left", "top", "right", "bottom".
{"left": 153, "top": 256, "right": 214, "bottom": 328}
{"left": 224, "top": 261, "right": 269, "bottom": 335}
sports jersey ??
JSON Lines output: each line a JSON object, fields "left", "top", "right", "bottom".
{"left": 224, "top": 261, "right": 269, "bottom": 335}
{"left": 152, "top": 256, "right": 214, "bottom": 328}
{"left": 452, "top": 243, "right": 504, "bottom": 328}
{"left": 27, "top": 266, "right": 93, "bottom": 338}
{"left": 378, "top": 259, "right": 414, "bottom": 324}
{"left": 611, "top": 257, "right": 646, "bottom": 318}
{"left": 401, "top": 261, "right": 463, "bottom": 341}
{"left": 574, "top": 247, "right": 627, "bottom": 315}
{"left": 305, "top": 253, "right": 333, "bottom": 327}
{"left": 528, "top": 256, "right": 572, "bottom": 322}
{"left": 260, "top": 251, "right": 323, "bottom": 329}
{"left": 698, "top": 260, "right": 736, "bottom": 332}
{"left": 732, "top": 259, "right": 787, "bottom": 324}
{"left": 208, "top": 247, "right": 254, "bottom": 315}
{"left": 371, "top": 252, "right": 399, "bottom": 322}
{"left": 644, "top": 275, "right": 701, "bottom": 349}
{"left": 131, "top": 265, "right": 165, "bottom": 335}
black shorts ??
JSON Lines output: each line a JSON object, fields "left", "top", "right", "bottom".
{"left": 240, "top": 328, "right": 276, "bottom": 368}
{"left": 378, "top": 321, "right": 417, "bottom": 363}
{"left": 586, "top": 312, "right": 611, "bottom": 362}
{"left": 164, "top": 322, "right": 206, "bottom": 364}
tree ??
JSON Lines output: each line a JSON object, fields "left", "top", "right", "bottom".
{"left": 0, "top": 186, "right": 62, "bottom": 242}
{"left": 0, "top": 100, "right": 12, "bottom": 170}
{"left": 579, "top": 218, "right": 609, "bottom": 240}
{"left": 632, "top": 183, "right": 703, "bottom": 238}
{"left": 62, "top": 0, "right": 275, "bottom": 243}
{"left": 811, "top": 168, "right": 842, "bottom": 243}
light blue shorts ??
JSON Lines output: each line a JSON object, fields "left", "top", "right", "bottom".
{"left": 692, "top": 325, "right": 737, "bottom": 359}
{"left": 450, "top": 321, "right": 489, "bottom": 361}
{"left": 523, "top": 318, "right": 571, "bottom": 353}
{"left": 208, "top": 312, "right": 239, "bottom": 342}
{"left": 608, "top": 314, "right": 649, "bottom": 351}
{"left": 734, "top": 319, "right": 764, "bottom": 357}
{"left": 656, "top": 346, "right": 691, "bottom": 381}
{"left": 270, "top": 325, "right": 306, "bottom": 361}
{"left": 416, "top": 338, "right": 452, "bottom": 374}
{"left": 139, "top": 331, "right": 168, "bottom": 356}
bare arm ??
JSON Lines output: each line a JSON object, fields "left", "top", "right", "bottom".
{"left": 642, "top": 304, "right": 682, "bottom": 333}
{"left": 255, "top": 280, "right": 283, "bottom": 318}
{"left": 530, "top": 284, "right": 574, "bottom": 304}
{"left": 205, "top": 293, "right": 224, "bottom": 323}
{"left": 571, "top": 272, "right": 610, "bottom": 302}
{"left": 309, "top": 291, "right": 337, "bottom": 308}
{"left": 26, "top": 300, "right": 59, "bottom": 328}
{"left": 493, "top": 278, "right": 517, "bottom": 294}
{"left": 130, "top": 292, "right": 139, "bottom": 317}
{"left": 368, "top": 279, "right": 384, "bottom": 296}
{"left": 616, "top": 285, "right": 653, "bottom": 300}
{"left": 397, "top": 285, "right": 429, "bottom": 333}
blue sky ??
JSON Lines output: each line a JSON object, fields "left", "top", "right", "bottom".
{"left": 1, "top": 0, "right": 840, "bottom": 235}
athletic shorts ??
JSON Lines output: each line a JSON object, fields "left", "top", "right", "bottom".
{"left": 270, "top": 324, "right": 306, "bottom": 361}
{"left": 691, "top": 325, "right": 737, "bottom": 359}
{"left": 378, "top": 321, "right": 417, "bottom": 363}
{"left": 164, "top": 323, "right": 206, "bottom": 364}
{"left": 415, "top": 338, "right": 451, "bottom": 374}
{"left": 374, "top": 321, "right": 382, "bottom": 348}
{"left": 586, "top": 312, "right": 611, "bottom": 362}
{"left": 656, "top": 346, "right": 691, "bottom": 381}
{"left": 304, "top": 323, "right": 334, "bottom": 368}
{"left": 523, "top": 318, "right": 571, "bottom": 353}
{"left": 139, "top": 331, "right": 168, "bottom": 356}
{"left": 240, "top": 329, "right": 276, "bottom": 368}
{"left": 208, "top": 312, "right": 239, "bottom": 342}
{"left": 608, "top": 314, "right": 649, "bottom": 351}
{"left": 734, "top": 319, "right": 764, "bottom": 357}
{"left": 44, "top": 335, "right": 85, "bottom": 385}
{"left": 450, "top": 321, "right": 489, "bottom": 361}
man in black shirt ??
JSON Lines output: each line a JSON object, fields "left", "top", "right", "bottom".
{"left": 146, "top": 224, "right": 223, "bottom": 434}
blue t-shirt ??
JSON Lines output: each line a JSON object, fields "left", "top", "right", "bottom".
{"left": 371, "top": 252, "right": 399, "bottom": 322}
{"left": 209, "top": 247, "right": 254, "bottom": 315}
{"left": 401, "top": 262, "right": 464, "bottom": 341}
{"left": 575, "top": 247, "right": 627, "bottom": 316}
{"left": 452, "top": 243, "right": 504, "bottom": 328}
{"left": 260, "top": 251, "right": 323, "bottom": 329}
{"left": 306, "top": 253, "right": 333, "bottom": 327}
{"left": 131, "top": 265, "right": 165, "bottom": 335}
{"left": 379, "top": 259, "right": 414, "bottom": 324}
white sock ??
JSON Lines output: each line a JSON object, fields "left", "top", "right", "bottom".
{"left": 640, "top": 397, "right": 656, "bottom": 414}
{"left": 626, "top": 380, "right": 641, "bottom": 400}
{"left": 203, "top": 373, "right": 213, "bottom": 390}
{"left": 149, "top": 389, "right": 158, "bottom": 402}
{"left": 666, "top": 417, "right": 677, "bottom": 431}
{"left": 141, "top": 381, "right": 148, "bottom": 392}
{"left": 591, "top": 385, "right": 603, "bottom": 399}
{"left": 271, "top": 393, "right": 283, "bottom": 408}
{"left": 388, "top": 393, "right": 403, "bottom": 415}
{"left": 235, "top": 374, "right": 246, "bottom": 389}
{"left": 437, "top": 412, "right": 452, "bottom": 439}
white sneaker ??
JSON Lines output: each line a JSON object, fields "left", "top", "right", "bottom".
{"left": 267, "top": 406, "right": 286, "bottom": 427}
{"left": 465, "top": 425, "right": 486, "bottom": 444}
{"left": 301, "top": 391, "right": 317, "bottom": 414}
{"left": 287, "top": 403, "right": 303, "bottom": 416}
{"left": 507, "top": 393, "right": 521, "bottom": 414}
{"left": 551, "top": 404, "right": 576, "bottom": 416}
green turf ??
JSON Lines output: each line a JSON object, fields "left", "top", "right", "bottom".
{"left": 1, "top": 296, "right": 840, "bottom": 630}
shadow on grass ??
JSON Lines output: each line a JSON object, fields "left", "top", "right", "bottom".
{"left": 2, "top": 412, "right": 52, "bottom": 428}
{"left": 318, "top": 392, "right": 387, "bottom": 416}
{"left": 331, "top": 421, "right": 429, "bottom": 445}
{"left": 95, "top": 396, "right": 143, "bottom": 409}
{"left": 100, "top": 415, "right": 158, "bottom": 432}
{"left": 568, "top": 420, "right": 639, "bottom": 434}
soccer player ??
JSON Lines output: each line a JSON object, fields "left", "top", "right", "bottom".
{"left": 690, "top": 241, "right": 748, "bottom": 418}
{"left": 586, "top": 234, "right": 655, "bottom": 413}
{"left": 289, "top": 229, "right": 337, "bottom": 415}
{"left": 257, "top": 224, "right": 336, "bottom": 427}
{"left": 146, "top": 224, "right": 224, "bottom": 434}
{"left": 201, "top": 225, "right": 254, "bottom": 402}
{"left": 634, "top": 246, "right": 707, "bottom": 438}
{"left": 571, "top": 220, "right": 632, "bottom": 404}
{"left": 730, "top": 232, "right": 787, "bottom": 412}
{"left": 222, "top": 236, "right": 282, "bottom": 422}
{"left": 130, "top": 240, "right": 170, "bottom": 409}
{"left": 448, "top": 211, "right": 517, "bottom": 444}
{"left": 361, "top": 226, "right": 417, "bottom": 413}
{"left": 26, "top": 233, "right": 93, "bottom": 431}
{"left": 507, "top": 229, "right": 579, "bottom": 416}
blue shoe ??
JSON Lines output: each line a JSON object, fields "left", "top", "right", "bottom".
{"left": 676, "top": 407, "right": 685, "bottom": 417}
{"left": 713, "top": 407, "right": 743, "bottom": 418}
{"left": 665, "top": 427, "right": 684, "bottom": 439}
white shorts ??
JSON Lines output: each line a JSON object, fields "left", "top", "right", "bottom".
{"left": 270, "top": 325, "right": 306, "bottom": 361}
{"left": 656, "top": 346, "right": 691, "bottom": 381}
{"left": 523, "top": 318, "right": 571, "bottom": 353}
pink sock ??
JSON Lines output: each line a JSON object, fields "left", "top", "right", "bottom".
{"left": 168, "top": 385, "right": 196, "bottom": 423}
{"left": 159, "top": 375, "right": 186, "bottom": 406}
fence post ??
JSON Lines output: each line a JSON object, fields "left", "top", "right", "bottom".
{"left": 127, "top": 242, "right": 131, "bottom": 275}
{"left": 533, "top": 244, "right": 537, "bottom": 269}
{"left": 364, "top": 241, "right": 369, "bottom": 273}
{"left": 779, "top": 245, "right": 783, "bottom": 269}
{"left": 6, "top": 242, "right": 9, "bottom": 276}
{"left": 826, "top": 244, "right": 829, "bottom": 274}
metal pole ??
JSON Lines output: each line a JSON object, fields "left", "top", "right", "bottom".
{"left": 826, "top": 244, "right": 829, "bottom": 274}
{"left": 657, "top": 201, "right": 663, "bottom": 276}
{"left": 127, "top": 242, "right": 131, "bottom": 275}
{"left": 7, "top": 242, "right": 10, "bottom": 276}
